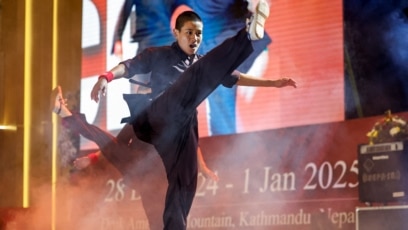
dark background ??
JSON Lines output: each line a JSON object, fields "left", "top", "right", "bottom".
{"left": 344, "top": 0, "right": 408, "bottom": 119}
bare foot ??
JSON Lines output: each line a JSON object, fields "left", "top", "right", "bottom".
{"left": 50, "top": 86, "right": 64, "bottom": 114}
{"left": 50, "top": 85, "right": 72, "bottom": 117}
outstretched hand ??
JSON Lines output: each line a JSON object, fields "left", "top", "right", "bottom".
{"left": 201, "top": 166, "right": 220, "bottom": 182}
{"left": 275, "top": 78, "right": 297, "bottom": 88}
{"left": 90, "top": 78, "right": 108, "bottom": 103}
{"left": 73, "top": 156, "right": 91, "bottom": 170}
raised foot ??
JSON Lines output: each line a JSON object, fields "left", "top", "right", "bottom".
{"left": 50, "top": 85, "right": 65, "bottom": 114}
{"left": 248, "top": 0, "right": 270, "bottom": 40}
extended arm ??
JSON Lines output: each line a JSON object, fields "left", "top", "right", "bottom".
{"left": 111, "top": 0, "right": 135, "bottom": 56}
{"left": 236, "top": 72, "right": 297, "bottom": 88}
{"left": 90, "top": 63, "right": 129, "bottom": 102}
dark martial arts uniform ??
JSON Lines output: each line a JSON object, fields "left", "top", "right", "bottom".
{"left": 63, "top": 114, "right": 167, "bottom": 230}
{"left": 63, "top": 28, "right": 253, "bottom": 229}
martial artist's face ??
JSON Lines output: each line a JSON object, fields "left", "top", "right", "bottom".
{"left": 174, "top": 20, "right": 203, "bottom": 55}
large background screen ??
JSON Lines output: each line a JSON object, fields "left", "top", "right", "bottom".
{"left": 80, "top": 0, "right": 344, "bottom": 150}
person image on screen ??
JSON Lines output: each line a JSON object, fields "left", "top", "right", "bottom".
{"left": 111, "top": 0, "right": 273, "bottom": 135}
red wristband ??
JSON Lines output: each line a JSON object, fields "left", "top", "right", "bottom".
{"left": 88, "top": 153, "right": 99, "bottom": 164}
{"left": 98, "top": 71, "right": 114, "bottom": 82}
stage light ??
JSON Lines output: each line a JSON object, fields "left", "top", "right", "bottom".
{"left": 24, "top": 0, "right": 33, "bottom": 209}
{"left": 0, "top": 125, "right": 17, "bottom": 131}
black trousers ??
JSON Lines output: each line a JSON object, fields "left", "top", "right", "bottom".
{"left": 132, "top": 28, "right": 253, "bottom": 229}
{"left": 63, "top": 116, "right": 167, "bottom": 230}
{"left": 64, "top": 28, "right": 253, "bottom": 230}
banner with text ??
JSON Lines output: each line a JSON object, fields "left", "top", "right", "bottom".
{"left": 66, "top": 113, "right": 408, "bottom": 229}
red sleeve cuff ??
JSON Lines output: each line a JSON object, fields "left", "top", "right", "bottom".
{"left": 98, "top": 71, "right": 114, "bottom": 82}
{"left": 88, "top": 153, "right": 99, "bottom": 164}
